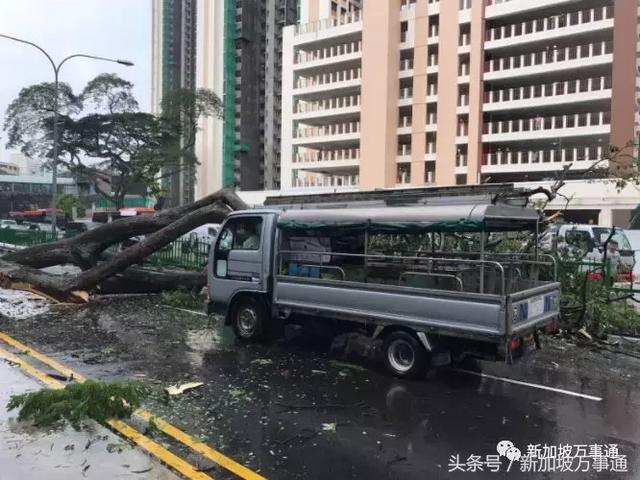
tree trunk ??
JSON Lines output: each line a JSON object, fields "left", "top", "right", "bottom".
{"left": 0, "top": 188, "right": 245, "bottom": 301}
{"left": 3, "top": 188, "right": 245, "bottom": 269}
{"left": 98, "top": 267, "right": 206, "bottom": 294}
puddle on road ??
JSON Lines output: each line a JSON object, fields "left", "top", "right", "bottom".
{"left": 0, "top": 361, "right": 179, "bottom": 480}
{"left": 184, "top": 327, "right": 236, "bottom": 368}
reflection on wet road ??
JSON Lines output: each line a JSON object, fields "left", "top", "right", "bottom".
{"left": 1, "top": 296, "right": 639, "bottom": 479}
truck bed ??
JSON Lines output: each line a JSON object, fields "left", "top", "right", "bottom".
{"left": 274, "top": 275, "right": 559, "bottom": 340}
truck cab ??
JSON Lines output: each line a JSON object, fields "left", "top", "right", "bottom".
{"left": 207, "top": 210, "right": 278, "bottom": 338}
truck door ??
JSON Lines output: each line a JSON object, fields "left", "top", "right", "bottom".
{"left": 210, "top": 215, "right": 268, "bottom": 304}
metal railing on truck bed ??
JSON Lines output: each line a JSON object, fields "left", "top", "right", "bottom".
{"left": 278, "top": 250, "right": 557, "bottom": 296}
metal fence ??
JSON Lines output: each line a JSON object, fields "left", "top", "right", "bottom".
{"left": 0, "top": 227, "right": 211, "bottom": 271}
{"left": 0, "top": 228, "right": 56, "bottom": 247}
{"left": 144, "top": 239, "right": 210, "bottom": 271}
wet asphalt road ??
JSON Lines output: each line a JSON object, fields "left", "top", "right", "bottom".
{"left": 0, "top": 360, "right": 179, "bottom": 480}
{"left": 1, "top": 296, "right": 640, "bottom": 479}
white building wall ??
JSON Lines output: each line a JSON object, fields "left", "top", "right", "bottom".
{"left": 280, "top": 25, "right": 296, "bottom": 190}
{"left": 195, "top": 0, "right": 225, "bottom": 198}
{"left": 150, "top": 0, "right": 164, "bottom": 115}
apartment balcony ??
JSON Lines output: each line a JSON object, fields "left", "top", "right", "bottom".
{"left": 483, "top": 111, "right": 610, "bottom": 143}
{"left": 294, "top": 11, "right": 362, "bottom": 45}
{"left": 294, "top": 40, "right": 362, "bottom": 71}
{"left": 397, "top": 116, "right": 413, "bottom": 135}
{"left": 426, "top": 85, "right": 438, "bottom": 103}
{"left": 459, "top": 7, "right": 471, "bottom": 24}
{"left": 292, "top": 174, "right": 360, "bottom": 189}
{"left": 485, "top": 0, "right": 581, "bottom": 20}
{"left": 294, "top": 95, "right": 361, "bottom": 121}
{"left": 457, "top": 94, "right": 469, "bottom": 114}
{"left": 485, "top": 5, "right": 614, "bottom": 51}
{"left": 400, "top": 29, "right": 415, "bottom": 49}
{"left": 293, "top": 121, "right": 361, "bottom": 147}
{"left": 456, "top": 124, "right": 469, "bottom": 144}
{"left": 425, "top": 143, "right": 437, "bottom": 161}
{"left": 398, "top": 87, "right": 413, "bottom": 107}
{"left": 399, "top": 58, "right": 414, "bottom": 79}
{"left": 456, "top": 154, "right": 468, "bottom": 169}
{"left": 481, "top": 145, "right": 605, "bottom": 173}
{"left": 427, "top": 25, "right": 439, "bottom": 45}
{"left": 397, "top": 144, "right": 412, "bottom": 162}
{"left": 424, "top": 111, "right": 438, "bottom": 130}
{"left": 293, "top": 149, "right": 360, "bottom": 172}
{"left": 484, "top": 76, "right": 612, "bottom": 113}
{"left": 484, "top": 41, "right": 613, "bottom": 82}
{"left": 294, "top": 68, "right": 362, "bottom": 95}
{"left": 458, "top": 32, "right": 471, "bottom": 54}
{"left": 400, "top": 1, "right": 417, "bottom": 21}
{"left": 428, "top": 0, "right": 440, "bottom": 15}
{"left": 458, "top": 63, "right": 470, "bottom": 84}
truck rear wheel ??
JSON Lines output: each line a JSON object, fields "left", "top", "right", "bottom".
{"left": 383, "top": 331, "right": 428, "bottom": 379}
{"left": 231, "top": 296, "right": 266, "bottom": 342}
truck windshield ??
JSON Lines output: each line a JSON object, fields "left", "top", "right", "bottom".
{"left": 592, "top": 228, "right": 632, "bottom": 250}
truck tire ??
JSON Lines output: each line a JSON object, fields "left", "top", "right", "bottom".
{"left": 383, "top": 331, "right": 428, "bottom": 379}
{"left": 231, "top": 296, "right": 266, "bottom": 342}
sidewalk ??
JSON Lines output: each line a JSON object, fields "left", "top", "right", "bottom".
{"left": 0, "top": 360, "right": 179, "bottom": 480}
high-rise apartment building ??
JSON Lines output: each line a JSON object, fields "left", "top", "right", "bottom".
{"left": 151, "top": 0, "right": 197, "bottom": 206}
{"left": 222, "top": 0, "right": 298, "bottom": 191}
{"left": 194, "top": 0, "right": 225, "bottom": 198}
{"left": 281, "top": 0, "right": 639, "bottom": 192}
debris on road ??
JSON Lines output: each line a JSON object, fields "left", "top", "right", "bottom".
{"left": 250, "top": 358, "right": 273, "bottom": 366}
{"left": 165, "top": 381, "right": 204, "bottom": 396}
{"left": 328, "top": 360, "right": 367, "bottom": 372}
{"left": 7, "top": 380, "right": 148, "bottom": 430}
{"left": 0, "top": 287, "right": 50, "bottom": 320}
{"left": 321, "top": 422, "right": 336, "bottom": 432}
{"left": 577, "top": 327, "right": 593, "bottom": 342}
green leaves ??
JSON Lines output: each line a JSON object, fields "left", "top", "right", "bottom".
{"left": 81, "top": 73, "right": 138, "bottom": 114}
{"left": 2, "top": 74, "right": 223, "bottom": 208}
{"left": 56, "top": 193, "right": 87, "bottom": 218}
{"left": 3, "top": 82, "right": 80, "bottom": 158}
{"left": 7, "top": 380, "right": 149, "bottom": 430}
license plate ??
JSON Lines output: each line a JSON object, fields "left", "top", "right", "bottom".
{"left": 528, "top": 296, "right": 544, "bottom": 318}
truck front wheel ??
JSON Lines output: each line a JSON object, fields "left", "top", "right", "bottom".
{"left": 231, "top": 296, "right": 266, "bottom": 342}
{"left": 383, "top": 331, "right": 428, "bottom": 379}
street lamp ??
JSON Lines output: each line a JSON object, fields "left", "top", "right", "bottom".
{"left": 0, "top": 33, "right": 134, "bottom": 235}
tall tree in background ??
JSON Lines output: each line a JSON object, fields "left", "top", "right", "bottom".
{"left": 3, "top": 74, "right": 222, "bottom": 209}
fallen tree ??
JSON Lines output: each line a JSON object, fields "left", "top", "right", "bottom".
{"left": 0, "top": 188, "right": 246, "bottom": 300}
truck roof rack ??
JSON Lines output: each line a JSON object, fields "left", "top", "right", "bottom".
{"left": 264, "top": 183, "right": 528, "bottom": 209}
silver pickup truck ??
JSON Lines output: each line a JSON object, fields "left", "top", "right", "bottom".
{"left": 207, "top": 197, "right": 559, "bottom": 378}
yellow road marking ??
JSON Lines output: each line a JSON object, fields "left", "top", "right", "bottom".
{"left": 0, "top": 345, "right": 213, "bottom": 480}
{"left": 136, "top": 410, "right": 266, "bottom": 480}
{"left": 0, "top": 331, "right": 266, "bottom": 480}
{"left": 0, "top": 346, "right": 61, "bottom": 389}
{"left": 0, "top": 331, "right": 86, "bottom": 382}
{"left": 108, "top": 420, "right": 213, "bottom": 480}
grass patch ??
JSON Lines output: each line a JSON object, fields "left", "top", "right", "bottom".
{"left": 160, "top": 287, "right": 205, "bottom": 311}
{"left": 7, "top": 380, "right": 148, "bottom": 430}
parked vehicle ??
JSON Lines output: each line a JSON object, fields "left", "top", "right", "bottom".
{"left": 624, "top": 230, "right": 640, "bottom": 281}
{"left": 0, "top": 219, "right": 18, "bottom": 229}
{"left": 181, "top": 224, "right": 220, "bottom": 244}
{"left": 207, "top": 198, "right": 560, "bottom": 378}
{"left": 541, "top": 224, "right": 635, "bottom": 270}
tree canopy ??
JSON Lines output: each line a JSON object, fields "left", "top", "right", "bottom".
{"left": 3, "top": 73, "right": 223, "bottom": 208}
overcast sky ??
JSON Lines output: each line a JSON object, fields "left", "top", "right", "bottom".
{"left": 0, "top": 0, "right": 151, "bottom": 163}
